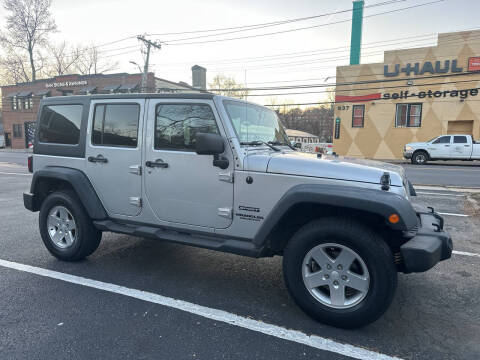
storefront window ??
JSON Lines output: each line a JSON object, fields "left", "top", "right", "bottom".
{"left": 395, "top": 104, "right": 422, "bottom": 127}
{"left": 352, "top": 105, "right": 365, "bottom": 127}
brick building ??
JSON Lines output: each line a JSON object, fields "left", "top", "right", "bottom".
{"left": 0, "top": 67, "right": 205, "bottom": 149}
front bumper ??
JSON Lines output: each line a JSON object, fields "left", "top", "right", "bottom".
{"left": 403, "top": 150, "right": 413, "bottom": 159}
{"left": 400, "top": 206, "right": 452, "bottom": 273}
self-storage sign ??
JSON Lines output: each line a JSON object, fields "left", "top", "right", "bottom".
{"left": 468, "top": 57, "right": 480, "bottom": 72}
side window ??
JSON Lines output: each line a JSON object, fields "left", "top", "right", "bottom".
{"left": 453, "top": 136, "right": 467, "bottom": 144}
{"left": 92, "top": 104, "right": 140, "bottom": 147}
{"left": 155, "top": 103, "right": 219, "bottom": 151}
{"left": 38, "top": 105, "right": 83, "bottom": 144}
{"left": 432, "top": 136, "right": 451, "bottom": 144}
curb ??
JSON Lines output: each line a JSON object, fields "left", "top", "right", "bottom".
{"left": 414, "top": 184, "right": 480, "bottom": 193}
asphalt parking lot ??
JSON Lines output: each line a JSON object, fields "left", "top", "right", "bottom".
{"left": 1, "top": 162, "right": 479, "bottom": 359}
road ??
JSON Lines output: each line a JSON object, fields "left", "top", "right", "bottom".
{"left": 0, "top": 161, "right": 479, "bottom": 359}
{"left": 1, "top": 150, "right": 480, "bottom": 187}
{"left": 400, "top": 163, "right": 480, "bottom": 188}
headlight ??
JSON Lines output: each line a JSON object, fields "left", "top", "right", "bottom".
{"left": 405, "top": 146, "right": 413, "bottom": 151}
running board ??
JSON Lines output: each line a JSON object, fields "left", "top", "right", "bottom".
{"left": 93, "top": 220, "right": 265, "bottom": 258}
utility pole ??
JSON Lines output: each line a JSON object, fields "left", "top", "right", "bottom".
{"left": 137, "top": 35, "right": 161, "bottom": 92}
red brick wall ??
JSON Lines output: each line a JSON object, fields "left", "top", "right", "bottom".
{"left": 1, "top": 72, "right": 155, "bottom": 149}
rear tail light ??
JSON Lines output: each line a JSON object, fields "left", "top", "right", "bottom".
{"left": 28, "top": 155, "right": 33, "bottom": 173}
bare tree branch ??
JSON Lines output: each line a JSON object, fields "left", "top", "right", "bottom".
{"left": 1, "top": 0, "right": 57, "bottom": 81}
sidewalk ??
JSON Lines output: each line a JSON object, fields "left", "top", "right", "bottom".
{"left": 380, "top": 159, "right": 480, "bottom": 167}
{"left": 0, "top": 148, "right": 33, "bottom": 153}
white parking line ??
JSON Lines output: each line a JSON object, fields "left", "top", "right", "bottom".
{"left": 437, "top": 212, "right": 469, "bottom": 217}
{"left": 0, "top": 258, "right": 401, "bottom": 360}
{"left": 453, "top": 250, "right": 480, "bottom": 258}
{"left": 0, "top": 172, "right": 31, "bottom": 176}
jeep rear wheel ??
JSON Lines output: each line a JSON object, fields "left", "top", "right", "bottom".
{"left": 283, "top": 218, "right": 397, "bottom": 329}
{"left": 39, "top": 191, "right": 102, "bottom": 261}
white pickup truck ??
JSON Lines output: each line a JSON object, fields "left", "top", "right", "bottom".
{"left": 404, "top": 134, "right": 480, "bottom": 164}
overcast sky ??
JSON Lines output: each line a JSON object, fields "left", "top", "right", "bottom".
{"left": 1, "top": 0, "right": 480, "bottom": 104}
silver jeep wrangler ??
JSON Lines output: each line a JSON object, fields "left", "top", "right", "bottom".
{"left": 24, "top": 93, "right": 452, "bottom": 328}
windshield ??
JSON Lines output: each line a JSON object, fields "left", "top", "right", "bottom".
{"left": 223, "top": 100, "right": 289, "bottom": 145}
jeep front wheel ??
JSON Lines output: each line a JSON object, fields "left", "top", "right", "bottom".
{"left": 283, "top": 218, "right": 397, "bottom": 329}
{"left": 39, "top": 191, "right": 102, "bottom": 261}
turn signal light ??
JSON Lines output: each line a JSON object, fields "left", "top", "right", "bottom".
{"left": 388, "top": 214, "right": 400, "bottom": 224}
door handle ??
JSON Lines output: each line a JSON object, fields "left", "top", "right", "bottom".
{"left": 146, "top": 159, "right": 168, "bottom": 168}
{"left": 88, "top": 155, "right": 108, "bottom": 163}
{"left": 445, "top": 145, "right": 450, "bottom": 147}
{"left": 464, "top": 145, "right": 470, "bottom": 147}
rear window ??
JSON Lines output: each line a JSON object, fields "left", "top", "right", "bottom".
{"left": 453, "top": 136, "right": 467, "bottom": 144}
{"left": 38, "top": 105, "right": 83, "bottom": 145}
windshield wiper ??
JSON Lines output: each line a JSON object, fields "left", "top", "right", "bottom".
{"left": 268, "top": 140, "right": 296, "bottom": 151}
{"left": 240, "top": 140, "right": 280, "bottom": 151}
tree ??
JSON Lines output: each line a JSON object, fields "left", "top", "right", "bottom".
{"left": 209, "top": 75, "right": 249, "bottom": 99}
{"left": 74, "top": 45, "right": 118, "bottom": 75}
{"left": 46, "top": 41, "right": 83, "bottom": 76}
{"left": 0, "top": 0, "right": 57, "bottom": 81}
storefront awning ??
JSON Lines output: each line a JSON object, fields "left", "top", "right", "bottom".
{"left": 6, "top": 92, "right": 18, "bottom": 98}
{"left": 118, "top": 83, "right": 139, "bottom": 92}
{"left": 34, "top": 89, "right": 51, "bottom": 96}
{"left": 78, "top": 86, "right": 97, "bottom": 94}
{"left": 17, "top": 91, "right": 33, "bottom": 97}
{"left": 102, "top": 84, "right": 121, "bottom": 92}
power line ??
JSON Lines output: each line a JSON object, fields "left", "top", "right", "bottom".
{"left": 209, "top": 71, "right": 480, "bottom": 92}
{"left": 160, "top": 0, "right": 407, "bottom": 43}
{"left": 242, "top": 78, "right": 480, "bottom": 97}
{"left": 147, "top": 0, "right": 406, "bottom": 38}
{"left": 162, "top": 1, "right": 445, "bottom": 46}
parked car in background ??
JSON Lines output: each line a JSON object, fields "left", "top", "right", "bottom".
{"left": 293, "top": 141, "right": 334, "bottom": 155}
{"left": 404, "top": 134, "right": 480, "bottom": 164}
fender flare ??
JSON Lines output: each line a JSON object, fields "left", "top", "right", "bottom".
{"left": 253, "top": 183, "right": 418, "bottom": 247}
{"left": 28, "top": 167, "right": 107, "bottom": 220}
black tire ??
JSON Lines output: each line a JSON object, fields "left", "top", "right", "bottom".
{"left": 411, "top": 150, "right": 428, "bottom": 165}
{"left": 39, "top": 190, "right": 102, "bottom": 261}
{"left": 283, "top": 218, "right": 397, "bottom": 329}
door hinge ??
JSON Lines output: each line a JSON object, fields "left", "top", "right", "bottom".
{"left": 219, "top": 171, "right": 234, "bottom": 183}
{"left": 129, "top": 165, "right": 142, "bottom": 175}
{"left": 129, "top": 197, "right": 142, "bottom": 207}
{"left": 218, "top": 207, "right": 233, "bottom": 219}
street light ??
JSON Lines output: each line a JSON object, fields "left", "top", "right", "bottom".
{"left": 129, "top": 61, "right": 142, "bottom": 74}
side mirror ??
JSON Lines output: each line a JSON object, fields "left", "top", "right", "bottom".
{"left": 195, "top": 133, "right": 225, "bottom": 155}
{"left": 195, "top": 133, "right": 229, "bottom": 169}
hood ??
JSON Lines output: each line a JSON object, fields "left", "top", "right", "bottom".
{"left": 244, "top": 151, "right": 405, "bottom": 187}
{"left": 406, "top": 142, "right": 427, "bottom": 147}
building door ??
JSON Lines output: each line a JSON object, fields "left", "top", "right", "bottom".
{"left": 85, "top": 99, "right": 145, "bottom": 217}
{"left": 4, "top": 133, "right": 11, "bottom": 147}
{"left": 429, "top": 135, "right": 451, "bottom": 158}
{"left": 144, "top": 99, "right": 234, "bottom": 229}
